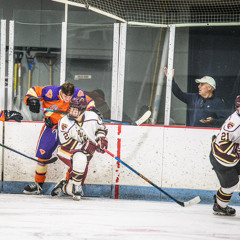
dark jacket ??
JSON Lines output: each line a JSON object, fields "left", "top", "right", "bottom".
{"left": 172, "top": 79, "right": 227, "bottom": 128}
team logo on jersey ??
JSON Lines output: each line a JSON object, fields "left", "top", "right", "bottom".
{"left": 77, "top": 91, "right": 84, "bottom": 97}
{"left": 40, "top": 149, "right": 46, "bottom": 155}
{"left": 49, "top": 104, "right": 58, "bottom": 110}
{"left": 61, "top": 123, "right": 68, "bottom": 130}
{"left": 46, "top": 89, "right": 53, "bottom": 99}
{"left": 227, "top": 122, "right": 234, "bottom": 129}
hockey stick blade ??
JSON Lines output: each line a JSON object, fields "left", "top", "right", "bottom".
{"left": 176, "top": 196, "right": 201, "bottom": 207}
{"left": 182, "top": 196, "right": 201, "bottom": 207}
{"left": 133, "top": 110, "right": 151, "bottom": 126}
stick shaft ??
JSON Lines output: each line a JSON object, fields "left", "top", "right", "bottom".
{"left": 105, "top": 149, "right": 184, "bottom": 206}
{"left": 40, "top": 107, "right": 148, "bottom": 126}
{"left": 0, "top": 143, "right": 57, "bottom": 164}
{"left": 41, "top": 107, "right": 67, "bottom": 114}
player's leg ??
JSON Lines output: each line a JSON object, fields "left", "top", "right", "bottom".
{"left": 24, "top": 127, "right": 59, "bottom": 194}
{"left": 51, "top": 146, "right": 73, "bottom": 196}
{"left": 70, "top": 152, "right": 88, "bottom": 200}
{"left": 52, "top": 152, "right": 89, "bottom": 200}
{"left": 210, "top": 150, "right": 238, "bottom": 216}
{"left": 213, "top": 185, "right": 237, "bottom": 216}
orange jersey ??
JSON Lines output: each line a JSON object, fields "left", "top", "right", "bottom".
{"left": 25, "top": 85, "right": 95, "bottom": 125}
{"left": 0, "top": 109, "right": 5, "bottom": 122}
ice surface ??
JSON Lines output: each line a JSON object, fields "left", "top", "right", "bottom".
{"left": 0, "top": 194, "right": 240, "bottom": 240}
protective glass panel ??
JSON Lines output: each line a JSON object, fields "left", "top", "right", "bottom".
{"left": 13, "top": 10, "right": 64, "bottom": 120}
{"left": 170, "top": 26, "right": 240, "bottom": 128}
{"left": 67, "top": 7, "right": 115, "bottom": 120}
{"left": 123, "top": 26, "right": 166, "bottom": 124}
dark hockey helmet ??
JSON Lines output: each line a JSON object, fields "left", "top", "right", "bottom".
{"left": 235, "top": 95, "right": 240, "bottom": 114}
{"left": 68, "top": 97, "right": 87, "bottom": 119}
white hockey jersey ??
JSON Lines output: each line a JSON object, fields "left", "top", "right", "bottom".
{"left": 212, "top": 111, "right": 240, "bottom": 167}
{"left": 58, "top": 111, "right": 107, "bottom": 152}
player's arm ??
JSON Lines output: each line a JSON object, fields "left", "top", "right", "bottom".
{"left": 24, "top": 86, "right": 45, "bottom": 113}
{"left": 85, "top": 93, "right": 104, "bottom": 118}
{"left": 95, "top": 118, "right": 108, "bottom": 154}
{"left": 58, "top": 119, "right": 96, "bottom": 155}
{"left": 75, "top": 89, "right": 102, "bottom": 118}
{"left": 0, "top": 109, "right": 23, "bottom": 122}
{"left": 164, "top": 67, "right": 193, "bottom": 104}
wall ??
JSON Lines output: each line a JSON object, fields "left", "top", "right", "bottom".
{"left": 2, "top": 121, "right": 238, "bottom": 205}
{"left": 1, "top": 0, "right": 190, "bottom": 124}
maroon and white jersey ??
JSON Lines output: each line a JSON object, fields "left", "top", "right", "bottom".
{"left": 58, "top": 111, "right": 107, "bottom": 151}
{"left": 212, "top": 111, "right": 240, "bottom": 167}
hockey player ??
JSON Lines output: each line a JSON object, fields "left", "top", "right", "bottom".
{"left": 209, "top": 95, "right": 240, "bottom": 216}
{"left": 23, "top": 82, "right": 96, "bottom": 195}
{"left": 0, "top": 109, "right": 23, "bottom": 122}
{"left": 51, "top": 96, "right": 108, "bottom": 200}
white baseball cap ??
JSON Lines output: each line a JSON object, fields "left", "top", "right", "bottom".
{"left": 195, "top": 76, "right": 216, "bottom": 89}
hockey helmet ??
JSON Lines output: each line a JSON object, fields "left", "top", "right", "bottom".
{"left": 68, "top": 97, "right": 87, "bottom": 119}
{"left": 235, "top": 95, "right": 240, "bottom": 114}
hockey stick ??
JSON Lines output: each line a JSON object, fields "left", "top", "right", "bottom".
{"left": 0, "top": 143, "right": 57, "bottom": 165}
{"left": 102, "top": 110, "right": 151, "bottom": 126}
{"left": 13, "top": 52, "right": 23, "bottom": 110}
{"left": 40, "top": 107, "right": 68, "bottom": 115}
{"left": 105, "top": 149, "right": 201, "bottom": 207}
{"left": 40, "top": 107, "right": 151, "bottom": 126}
{"left": 35, "top": 52, "right": 60, "bottom": 85}
{"left": 26, "top": 54, "right": 35, "bottom": 89}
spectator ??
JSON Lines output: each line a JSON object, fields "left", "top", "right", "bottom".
{"left": 164, "top": 67, "right": 227, "bottom": 128}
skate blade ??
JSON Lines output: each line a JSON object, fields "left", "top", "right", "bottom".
{"left": 72, "top": 195, "right": 81, "bottom": 201}
{"left": 213, "top": 211, "right": 236, "bottom": 216}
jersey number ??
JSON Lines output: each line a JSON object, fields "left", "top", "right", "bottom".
{"left": 63, "top": 132, "right": 70, "bottom": 141}
{"left": 221, "top": 132, "right": 230, "bottom": 141}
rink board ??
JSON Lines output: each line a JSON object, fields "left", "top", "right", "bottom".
{"left": 1, "top": 121, "right": 237, "bottom": 204}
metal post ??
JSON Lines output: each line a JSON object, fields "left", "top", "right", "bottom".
{"left": 111, "top": 23, "right": 120, "bottom": 121}
{"left": 164, "top": 24, "right": 176, "bottom": 125}
{"left": 60, "top": 22, "right": 67, "bottom": 85}
{"left": 151, "top": 29, "right": 170, "bottom": 124}
{"left": 7, "top": 21, "right": 14, "bottom": 110}
{"left": 0, "top": 20, "right": 6, "bottom": 109}
{"left": 117, "top": 23, "right": 127, "bottom": 121}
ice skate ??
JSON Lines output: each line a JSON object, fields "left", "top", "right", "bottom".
{"left": 72, "top": 184, "right": 84, "bottom": 201}
{"left": 51, "top": 179, "right": 67, "bottom": 196}
{"left": 23, "top": 182, "right": 43, "bottom": 195}
{"left": 213, "top": 195, "right": 236, "bottom": 216}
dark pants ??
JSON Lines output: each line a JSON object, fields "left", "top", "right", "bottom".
{"left": 209, "top": 150, "right": 240, "bottom": 188}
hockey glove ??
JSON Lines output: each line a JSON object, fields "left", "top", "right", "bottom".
{"left": 4, "top": 110, "right": 23, "bottom": 122}
{"left": 96, "top": 137, "right": 108, "bottom": 154}
{"left": 44, "top": 118, "right": 54, "bottom": 128}
{"left": 81, "top": 139, "right": 96, "bottom": 155}
{"left": 90, "top": 108, "right": 103, "bottom": 119}
{"left": 27, "top": 96, "right": 40, "bottom": 113}
{"left": 233, "top": 144, "right": 240, "bottom": 159}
